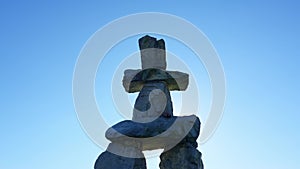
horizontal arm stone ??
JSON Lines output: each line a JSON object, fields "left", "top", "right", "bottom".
{"left": 105, "top": 115, "right": 200, "bottom": 151}
{"left": 122, "top": 68, "right": 189, "bottom": 93}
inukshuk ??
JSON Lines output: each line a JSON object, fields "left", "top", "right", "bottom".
{"left": 94, "top": 35, "right": 204, "bottom": 169}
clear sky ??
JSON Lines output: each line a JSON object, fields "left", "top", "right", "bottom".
{"left": 0, "top": 0, "right": 299, "bottom": 169}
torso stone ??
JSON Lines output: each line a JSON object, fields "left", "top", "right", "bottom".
{"left": 132, "top": 81, "right": 173, "bottom": 122}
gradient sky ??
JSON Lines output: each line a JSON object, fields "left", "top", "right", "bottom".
{"left": 0, "top": 0, "right": 299, "bottom": 169}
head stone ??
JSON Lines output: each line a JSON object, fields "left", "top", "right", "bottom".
{"left": 138, "top": 35, "right": 166, "bottom": 70}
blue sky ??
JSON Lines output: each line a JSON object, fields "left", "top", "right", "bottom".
{"left": 0, "top": 0, "right": 299, "bottom": 169}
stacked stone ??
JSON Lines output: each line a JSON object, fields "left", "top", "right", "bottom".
{"left": 94, "top": 35, "right": 204, "bottom": 169}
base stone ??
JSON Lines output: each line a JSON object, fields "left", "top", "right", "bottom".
{"left": 94, "top": 143, "right": 146, "bottom": 169}
{"left": 160, "top": 142, "right": 204, "bottom": 169}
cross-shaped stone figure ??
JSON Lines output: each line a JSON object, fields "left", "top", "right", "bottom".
{"left": 95, "top": 35, "right": 204, "bottom": 169}
{"left": 122, "top": 35, "right": 189, "bottom": 122}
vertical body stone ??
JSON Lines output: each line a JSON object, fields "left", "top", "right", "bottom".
{"left": 133, "top": 81, "right": 173, "bottom": 122}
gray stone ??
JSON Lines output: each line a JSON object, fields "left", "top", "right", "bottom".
{"left": 122, "top": 69, "right": 189, "bottom": 93}
{"left": 94, "top": 150, "right": 146, "bottom": 169}
{"left": 106, "top": 142, "right": 144, "bottom": 158}
{"left": 133, "top": 81, "right": 173, "bottom": 121}
{"left": 139, "top": 35, "right": 165, "bottom": 50}
{"left": 139, "top": 35, "right": 166, "bottom": 70}
{"left": 160, "top": 142, "right": 204, "bottom": 169}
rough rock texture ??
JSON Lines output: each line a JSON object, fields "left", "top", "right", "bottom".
{"left": 106, "top": 142, "right": 144, "bottom": 158}
{"left": 139, "top": 35, "right": 165, "bottom": 50}
{"left": 94, "top": 150, "right": 146, "bottom": 169}
{"left": 105, "top": 115, "right": 200, "bottom": 151}
{"left": 122, "top": 69, "right": 189, "bottom": 93}
{"left": 133, "top": 81, "right": 173, "bottom": 121}
{"left": 160, "top": 142, "right": 204, "bottom": 169}
{"left": 138, "top": 35, "right": 166, "bottom": 70}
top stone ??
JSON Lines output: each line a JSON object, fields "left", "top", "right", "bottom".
{"left": 139, "top": 35, "right": 166, "bottom": 70}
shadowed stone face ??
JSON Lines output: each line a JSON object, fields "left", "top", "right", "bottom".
{"left": 132, "top": 81, "right": 173, "bottom": 122}
{"left": 139, "top": 35, "right": 165, "bottom": 50}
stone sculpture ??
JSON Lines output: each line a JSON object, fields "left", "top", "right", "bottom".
{"left": 94, "top": 35, "right": 204, "bottom": 169}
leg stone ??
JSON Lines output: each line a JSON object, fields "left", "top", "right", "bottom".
{"left": 159, "top": 142, "right": 204, "bottom": 169}
{"left": 94, "top": 143, "right": 146, "bottom": 169}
